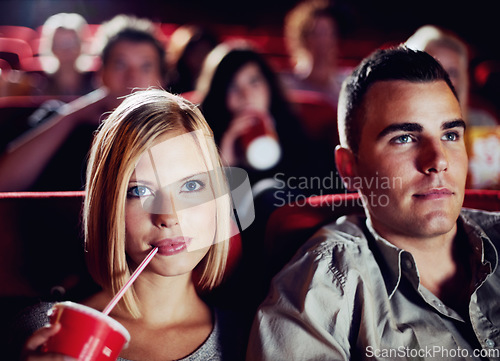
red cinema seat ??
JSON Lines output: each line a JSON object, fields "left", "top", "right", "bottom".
{"left": 0, "top": 57, "right": 12, "bottom": 72}
{"left": 0, "top": 37, "right": 33, "bottom": 70}
{"left": 0, "top": 25, "right": 38, "bottom": 45}
{"left": 288, "top": 89, "right": 339, "bottom": 145}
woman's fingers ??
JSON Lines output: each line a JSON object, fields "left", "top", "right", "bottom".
{"left": 24, "top": 323, "right": 61, "bottom": 351}
{"left": 21, "top": 323, "right": 76, "bottom": 361}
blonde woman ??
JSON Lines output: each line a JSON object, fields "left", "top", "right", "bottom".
{"left": 18, "top": 89, "right": 247, "bottom": 361}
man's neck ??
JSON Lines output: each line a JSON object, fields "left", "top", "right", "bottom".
{"left": 381, "top": 225, "right": 474, "bottom": 318}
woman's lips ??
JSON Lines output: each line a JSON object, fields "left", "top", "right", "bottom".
{"left": 150, "top": 237, "right": 192, "bottom": 256}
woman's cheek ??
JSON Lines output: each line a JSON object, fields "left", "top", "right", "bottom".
{"left": 180, "top": 201, "right": 217, "bottom": 252}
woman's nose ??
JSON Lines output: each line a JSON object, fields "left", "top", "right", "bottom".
{"left": 149, "top": 193, "right": 179, "bottom": 228}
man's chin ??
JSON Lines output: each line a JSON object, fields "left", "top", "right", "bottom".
{"left": 409, "top": 211, "right": 459, "bottom": 239}
{"left": 368, "top": 208, "right": 459, "bottom": 242}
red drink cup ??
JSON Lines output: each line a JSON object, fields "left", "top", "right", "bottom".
{"left": 239, "top": 117, "right": 281, "bottom": 170}
{"left": 42, "top": 301, "right": 130, "bottom": 361}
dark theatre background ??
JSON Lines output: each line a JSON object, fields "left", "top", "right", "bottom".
{"left": 1, "top": 0, "right": 500, "bottom": 62}
{"left": 1, "top": 0, "right": 498, "bottom": 116}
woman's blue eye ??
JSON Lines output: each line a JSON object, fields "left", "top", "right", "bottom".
{"left": 181, "top": 180, "right": 204, "bottom": 192}
{"left": 128, "top": 186, "right": 153, "bottom": 197}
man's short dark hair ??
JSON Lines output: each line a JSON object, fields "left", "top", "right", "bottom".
{"left": 338, "top": 45, "right": 459, "bottom": 155}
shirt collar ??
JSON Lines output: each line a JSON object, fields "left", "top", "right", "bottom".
{"left": 363, "top": 212, "right": 498, "bottom": 299}
{"left": 459, "top": 210, "right": 498, "bottom": 277}
{"left": 364, "top": 218, "right": 410, "bottom": 299}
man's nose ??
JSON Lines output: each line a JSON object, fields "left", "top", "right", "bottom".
{"left": 418, "top": 138, "right": 449, "bottom": 174}
{"left": 126, "top": 67, "right": 144, "bottom": 85}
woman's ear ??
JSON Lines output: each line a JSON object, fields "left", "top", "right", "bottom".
{"left": 335, "top": 145, "right": 357, "bottom": 191}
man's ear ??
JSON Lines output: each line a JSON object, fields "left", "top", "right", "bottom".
{"left": 335, "top": 145, "right": 358, "bottom": 191}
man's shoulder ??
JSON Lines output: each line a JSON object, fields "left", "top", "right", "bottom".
{"left": 267, "top": 214, "right": 384, "bottom": 312}
{"left": 461, "top": 208, "right": 500, "bottom": 245}
{"left": 461, "top": 207, "right": 500, "bottom": 224}
{"left": 306, "top": 214, "right": 368, "bottom": 246}
{"left": 287, "top": 214, "right": 372, "bottom": 270}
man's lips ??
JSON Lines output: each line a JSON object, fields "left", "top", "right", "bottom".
{"left": 413, "top": 188, "right": 454, "bottom": 199}
{"left": 150, "top": 237, "right": 192, "bottom": 256}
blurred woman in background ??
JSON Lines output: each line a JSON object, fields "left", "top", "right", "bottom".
{"left": 37, "top": 12, "right": 96, "bottom": 96}
{"left": 282, "top": 0, "right": 349, "bottom": 107}
{"left": 196, "top": 41, "right": 310, "bottom": 186}
{"left": 196, "top": 41, "right": 336, "bottom": 317}
{"left": 166, "top": 24, "right": 218, "bottom": 94}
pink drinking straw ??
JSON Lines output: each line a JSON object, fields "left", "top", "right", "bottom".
{"left": 102, "top": 246, "right": 159, "bottom": 316}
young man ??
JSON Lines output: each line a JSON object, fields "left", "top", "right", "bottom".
{"left": 0, "top": 15, "right": 166, "bottom": 191}
{"left": 247, "top": 46, "right": 500, "bottom": 360}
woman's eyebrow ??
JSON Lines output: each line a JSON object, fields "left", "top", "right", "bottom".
{"left": 131, "top": 171, "right": 209, "bottom": 187}
{"left": 377, "top": 122, "right": 423, "bottom": 139}
{"left": 176, "top": 171, "right": 208, "bottom": 183}
{"left": 127, "top": 179, "right": 156, "bottom": 187}
{"left": 163, "top": 171, "right": 211, "bottom": 189}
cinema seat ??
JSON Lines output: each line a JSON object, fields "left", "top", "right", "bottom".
{"left": 0, "top": 95, "right": 78, "bottom": 149}
{"left": 288, "top": 89, "right": 339, "bottom": 144}
{"left": 0, "top": 37, "right": 33, "bottom": 70}
{"left": 264, "top": 189, "right": 500, "bottom": 278}
{"left": 0, "top": 25, "right": 38, "bottom": 46}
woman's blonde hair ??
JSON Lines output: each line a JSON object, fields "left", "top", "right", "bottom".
{"left": 83, "top": 89, "right": 231, "bottom": 318}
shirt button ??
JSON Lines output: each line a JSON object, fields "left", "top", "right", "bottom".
{"left": 485, "top": 339, "right": 495, "bottom": 348}
{"left": 403, "top": 258, "right": 413, "bottom": 270}
{"left": 435, "top": 301, "right": 444, "bottom": 308}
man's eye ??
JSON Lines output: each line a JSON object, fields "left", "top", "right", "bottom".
{"left": 127, "top": 186, "right": 153, "bottom": 197}
{"left": 393, "top": 134, "right": 414, "bottom": 144}
{"left": 442, "top": 132, "right": 459, "bottom": 141}
{"left": 112, "top": 60, "right": 127, "bottom": 71}
{"left": 181, "top": 180, "right": 204, "bottom": 192}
